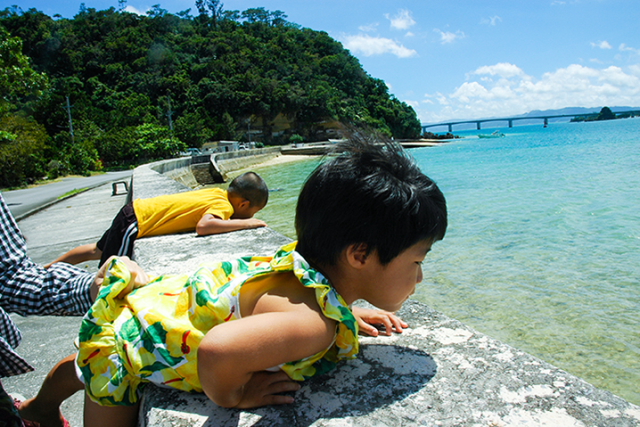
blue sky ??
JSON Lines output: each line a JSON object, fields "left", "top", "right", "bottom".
{"left": 3, "top": 0, "right": 639, "bottom": 124}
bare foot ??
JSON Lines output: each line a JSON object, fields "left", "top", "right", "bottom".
{"left": 17, "top": 397, "right": 67, "bottom": 427}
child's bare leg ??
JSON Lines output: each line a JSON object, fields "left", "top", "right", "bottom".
{"left": 45, "top": 243, "right": 102, "bottom": 267}
{"left": 18, "top": 354, "right": 83, "bottom": 427}
{"left": 84, "top": 394, "right": 139, "bottom": 427}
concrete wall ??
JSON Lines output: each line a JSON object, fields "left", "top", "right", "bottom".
{"left": 211, "top": 147, "right": 282, "bottom": 182}
{"left": 161, "top": 148, "right": 282, "bottom": 185}
{"left": 130, "top": 159, "right": 640, "bottom": 427}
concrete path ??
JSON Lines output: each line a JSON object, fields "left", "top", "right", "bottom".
{"left": 2, "top": 170, "right": 132, "bottom": 220}
{"left": 4, "top": 182, "right": 130, "bottom": 427}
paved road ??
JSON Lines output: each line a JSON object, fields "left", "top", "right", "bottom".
{"left": 2, "top": 170, "right": 132, "bottom": 220}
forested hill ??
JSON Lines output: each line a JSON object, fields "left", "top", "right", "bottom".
{"left": 0, "top": 4, "right": 421, "bottom": 187}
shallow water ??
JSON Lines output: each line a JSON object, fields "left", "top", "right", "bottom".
{"left": 250, "top": 118, "right": 640, "bottom": 405}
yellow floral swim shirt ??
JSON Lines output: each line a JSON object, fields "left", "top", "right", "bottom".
{"left": 76, "top": 242, "right": 359, "bottom": 406}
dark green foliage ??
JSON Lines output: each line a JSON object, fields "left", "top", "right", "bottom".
{"left": 597, "top": 106, "right": 616, "bottom": 121}
{"left": 0, "top": 115, "right": 48, "bottom": 186}
{"left": 290, "top": 134, "right": 304, "bottom": 144}
{"left": 571, "top": 106, "right": 621, "bottom": 123}
{"left": 0, "top": 5, "right": 421, "bottom": 186}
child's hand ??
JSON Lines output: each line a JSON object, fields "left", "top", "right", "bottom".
{"left": 234, "top": 371, "right": 301, "bottom": 409}
{"left": 242, "top": 218, "right": 268, "bottom": 229}
{"left": 352, "top": 306, "right": 408, "bottom": 337}
{"left": 91, "top": 256, "right": 150, "bottom": 301}
{"left": 114, "top": 256, "right": 150, "bottom": 298}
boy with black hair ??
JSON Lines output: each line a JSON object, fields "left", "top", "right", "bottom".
{"left": 46, "top": 172, "right": 269, "bottom": 268}
{"left": 296, "top": 137, "right": 447, "bottom": 268}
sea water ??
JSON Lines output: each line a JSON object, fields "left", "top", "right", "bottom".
{"left": 249, "top": 118, "right": 640, "bottom": 405}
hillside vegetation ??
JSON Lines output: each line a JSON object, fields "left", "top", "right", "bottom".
{"left": 0, "top": 3, "right": 421, "bottom": 187}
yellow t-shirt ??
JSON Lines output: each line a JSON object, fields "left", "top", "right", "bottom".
{"left": 133, "top": 188, "right": 233, "bottom": 238}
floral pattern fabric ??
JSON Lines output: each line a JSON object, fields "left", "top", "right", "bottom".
{"left": 76, "top": 242, "right": 359, "bottom": 406}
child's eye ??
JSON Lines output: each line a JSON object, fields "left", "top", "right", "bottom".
{"left": 416, "top": 261, "right": 423, "bottom": 266}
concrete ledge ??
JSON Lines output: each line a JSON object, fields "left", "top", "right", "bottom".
{"left": 130, "top": 159, "right": 640, "bottom": 426}
{"left": 137, "top": 299, "right": 640, "bottom": 426}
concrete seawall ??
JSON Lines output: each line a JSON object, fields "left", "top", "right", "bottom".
{"left": 154, "top": 148, "right": 282, "bottom": 186}
{"left": 130, "top": 156, "right": 640, "bottom": 426}
{"left": 211, "top": 147, "right": 281, "bottom": 182}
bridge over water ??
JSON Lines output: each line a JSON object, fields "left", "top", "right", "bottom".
{"left": 422, "top": 110, "right": 640, "bottom": 133}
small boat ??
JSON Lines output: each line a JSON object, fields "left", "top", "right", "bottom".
{"left": 478, "top": 131, "right": 505, "bottom": 138}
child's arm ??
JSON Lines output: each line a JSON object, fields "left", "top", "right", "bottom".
{"left": 198, "top": 309, "right": 335, "bottom": 408}
{"left": 352, "top": 306, "right": 408, "bottom": 337}
{"left": 196, "top": 213, "right": 267, "bottom": 236}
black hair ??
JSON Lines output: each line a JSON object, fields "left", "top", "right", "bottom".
{"left": 295, "top": 135, "right": 447, "bottom": 267}
{"left": 228, "top": 172, "right": 269, "bottom": 208}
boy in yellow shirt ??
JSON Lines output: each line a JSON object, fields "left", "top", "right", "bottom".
{"left": 46, "top": 172, "right": 268, "bottom": 268}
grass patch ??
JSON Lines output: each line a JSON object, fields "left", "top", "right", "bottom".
{"left": 58, "top": 188, "right": 88, "bottom": 199}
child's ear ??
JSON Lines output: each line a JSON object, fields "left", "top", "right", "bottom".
{"left": 236, "top": 199, "right": 250, "bottom": 210}
{"left": 346, "top": 243, "right": 370, "bottom": 268}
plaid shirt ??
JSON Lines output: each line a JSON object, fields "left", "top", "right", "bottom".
{"left": 0, "top": 193, "right": 94, "bottom": 377}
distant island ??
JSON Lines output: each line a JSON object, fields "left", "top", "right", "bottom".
{"left": 422, "top": 131, "right": 462, "bottom": 140}
{"left": 570, "top": 106, "right": 639, "bottom": 122}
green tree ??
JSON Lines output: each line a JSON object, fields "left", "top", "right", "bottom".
{"left": 0, "top": 26, "right": 49, "bottom": 113}
{"left": 597, "top": 106, "right": 616, "bottom": 121}
{"left": 131, "top": 123, "right": 186, "bottom": 161}
{"left": 0, "top": 115, "right": 48, "bottom": 187}
{"left": 0, "top": 27, "right": 50, "bottom": 187}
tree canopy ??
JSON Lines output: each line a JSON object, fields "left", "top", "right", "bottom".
{"left": 0, "top": 4, "right": 421, "bottom": 187}
{"left": 596, "top": 106, "right": 616, "bottom": 121}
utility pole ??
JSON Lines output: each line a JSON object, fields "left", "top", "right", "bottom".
{"left": 64, "top": 96, "right": 75, "bottom": 144}
{"left": 166, "top": 95, "right": 174, "bottom": 132}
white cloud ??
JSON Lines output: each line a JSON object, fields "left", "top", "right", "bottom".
{"left": 405, "top": 99, "right": 420, "bottom": 109}
{"left": 481, "top": 16, "right": 502, "bottom": 26}
{"left": 386, "top": 9, "right": 416, "bottom": 31}
{"left": 591, "top": 40, "right": 612, "bottom": 49}
{"left": 473, "top": 62, "right": 525, "bottom": 78}
{"left": 342, "top": 34, "right": 417, "bottom": 58}
{"left": 422, "top": 92, "right": 449, "bottom": 106}
{"left": 123, "top": 5, "right": 145, "bottom": 15}
{"left": 359, "top": 23, "right": 379, "bottom": 32}
{"left": 619, "top": 43, "right": 640, "bottom": 54}
{"left": 418, "top": 62, "right": 640, "bottom": 123}
{"left": 434, "top": 29, "right": 465, "bottom": 44}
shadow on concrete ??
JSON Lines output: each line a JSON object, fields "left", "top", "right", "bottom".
{"left": 142, "top": 344, "right": 436, "bottom": 427}
{"left": 286, "top": 344, "right": 437, "bottom": 427}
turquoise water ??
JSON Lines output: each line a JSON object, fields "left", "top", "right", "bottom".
{"left": 250, "top": 118, "right": 640, "bottom": 405}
